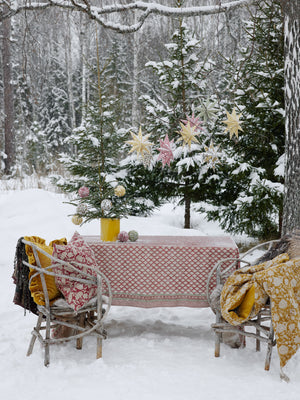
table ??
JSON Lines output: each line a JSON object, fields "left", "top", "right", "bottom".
{"left": 84, "top": 235, "right": 239, "bottom": 308}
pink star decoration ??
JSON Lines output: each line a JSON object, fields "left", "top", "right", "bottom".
{"left": 181, "top": 113, "right": 204, "bottom": 132}
{"left": 157, "top": 134, "right": 174, "bottom": 167}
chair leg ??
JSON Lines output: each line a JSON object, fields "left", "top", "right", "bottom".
{"left": 264, "top": 324, "right": 275, "bottom": 371}
{"left": 44, "top": 313, "right": 52, "bottom": 367}
{"left": 44, "top": 344, "right": 50, "bottom": 367}
{"left": 214, "top": 310, "right": 222, "bottom": 357}
{"left": 215, "top": 335, "right": 221, "bottom": 357}
{"left": 76, "top": 313, "right": 86, "bottom": 350}
{"left": 27, "top": 312, "right": 43, "bottom": 357}
{"left": 256, "top": 313, "right": 261, "bottom": 352}
{"left": 97, "top": 337, "right": 102, "bottom": 359}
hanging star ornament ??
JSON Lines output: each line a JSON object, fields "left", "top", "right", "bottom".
{"left": 157, "top": 134, "right": 174, "bottom": 167}
{"left": 126, "top": 127, "right": 153, "bottom": 159}
{"left": 222, "top": 107, "right": 243, "bottom": 139}
{"left": 177, "top": 122, "right": 200, "bottom": 149}
{"left": 181, "top": 113, "right": 204, "bottom": 132}
{"left": 204, "top": 141, "right": 221, "bottom": 170}
{"left": 196, "top": 99, "right": 219, "bottom": 122}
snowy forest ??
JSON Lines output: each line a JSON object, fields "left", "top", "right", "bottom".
{"left": 1, "top": 0, "right": 299, "bottom": 240}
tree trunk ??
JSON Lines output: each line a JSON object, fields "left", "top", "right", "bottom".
{"left": 184, "top": 190, "right": 191, "bottom": 229}
{"left": 1, "top": 3, "right": 15, "bottom": 174}
{"left": 131, "top": 11, "right": 139, "bottom": 126}
{"left": 281, "top": 0, "right": 300, "bottom": 235}
{"left": 65, "top": 12, "right": 76, "bottom": 131}
{"left": 80, "top": 15, "right": 89, "bottom": 122}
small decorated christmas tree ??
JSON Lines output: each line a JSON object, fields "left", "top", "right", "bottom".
{"left": 54, "top": 37, "right": 129, "bottom": 227}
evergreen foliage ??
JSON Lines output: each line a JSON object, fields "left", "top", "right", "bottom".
{"left": 205, "top": 0, "right": 285, "bottom": 239}
{"left": 136, "top": 19, "right": 218, "bottom": 228}
{"left": 56, "top": 105, "right": 128, "bottom": 222}
{"left": 38, "top": 48, "right": 72, "bottom": 158}
{"left": 53, "top": 41, "right": 150, "bottom": 223}
{"left": 103, "top": 36, "right": 133, "bottom": 128}
{"left": 54, "top": 59, "right": 128, "bottom": 222}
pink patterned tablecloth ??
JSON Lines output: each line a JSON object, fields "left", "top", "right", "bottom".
{"left": 84, "top": 235, "right": 239, "bottom": 308}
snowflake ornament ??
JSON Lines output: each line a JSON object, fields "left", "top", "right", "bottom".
{"left": 181, "top": 113, "right": 204, "bottom": 132}
{"left": 157, "top": 134, "right": 174, "bottom": 167}
{"left": 126, "top": 127, "right": 153, "bottom": 159}
{"left": 223, "top": 107, "right": 243, "bottom": 139}
{"left": 177, "top": 122, "right": 200, "bottom": 149}
{"left": 204, "top": 140, "right": 221, "bottom": 170}
{"left": 197, "top": 99, "right": 219, "bottom": 122}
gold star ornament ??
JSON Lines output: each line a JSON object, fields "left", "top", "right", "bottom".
{"left": 177, "top": 122, "right": 200, "bottom": 149}
{"left": 222, "top": 107, "right": 243, "bottom": 139}
{"left": 126, "top": 127, "right": 153, "bottom": 159}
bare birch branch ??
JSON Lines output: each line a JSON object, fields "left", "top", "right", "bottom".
{"left": 1, "top": 0, "right": 260, "bottom": 33}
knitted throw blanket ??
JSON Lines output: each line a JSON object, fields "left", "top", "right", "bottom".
{"left": 12, "top": 237, "right": 38, "bottom": 315}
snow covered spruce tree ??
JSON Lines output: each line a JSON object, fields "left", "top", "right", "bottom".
{"left": 37, "top": 45, "right": 72, "bottom": 162}
{"left": 133, "top": 15, "right": 219, "bottom": 229}
{"left": 206, "top": 0, "right": 285, "bottom": 239}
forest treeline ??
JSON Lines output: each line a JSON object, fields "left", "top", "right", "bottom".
{"left": 0, "top": 0, "right": 285, "bottom": 239}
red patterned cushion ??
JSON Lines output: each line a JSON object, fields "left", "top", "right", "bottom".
{"left": 52, "top": 232, "right": 97, "bottom": 311}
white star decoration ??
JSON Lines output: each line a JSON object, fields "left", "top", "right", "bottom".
{"left": 177, "top": 122, "right": 200, "bottom": 149}
{"left": 126, "top": 127, "right": 153, "bottom": 159}
{"left": 223, "top": 107, "right": 243, "bottom": 139}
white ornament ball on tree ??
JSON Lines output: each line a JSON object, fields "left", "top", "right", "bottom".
{"left": 101, "top": 199, "right": 112, "bottom": 212}
{"left": 77, "top": 203, "right": 88, "bottom": 216}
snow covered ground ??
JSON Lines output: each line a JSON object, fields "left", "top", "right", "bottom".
{"left": 1, "top": 188, "right": 300, "bottom": 399}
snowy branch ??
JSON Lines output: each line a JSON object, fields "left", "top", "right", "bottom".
{"left": 1, "top": 0, "right": 260, "bottom": 33}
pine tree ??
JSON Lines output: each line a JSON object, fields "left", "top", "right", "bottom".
{"left": 38, "top": 45, "right": 72, "bottom": 161}
{"left": 135, "top": 18, "right": 217, "bottom": 228}
{"left": 25, "top": 121, "right": 49, "bottom": 174}
{"left": 103, "top": 36, "right": 132, "bottom": 127}
{"left": 206, "top": 0, "right": 285, "bottom": 239}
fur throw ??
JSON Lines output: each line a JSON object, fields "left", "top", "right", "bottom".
{"left": 254, "top": 230, "right": 300, "bottom": 264}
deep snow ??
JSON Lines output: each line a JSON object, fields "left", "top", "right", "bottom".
{"left": 1, "top": 188, "right": 300, "bottom": 400}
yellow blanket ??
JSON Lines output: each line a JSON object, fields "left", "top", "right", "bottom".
{"left": 221, "top": 253, "right": 300, "bottom": 368}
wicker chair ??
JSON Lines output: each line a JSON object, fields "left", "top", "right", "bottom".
{"left": 207, "top": 241, "right": 278, "bottom": 372}
{"left": 22, "top": 239, "right": 112, "bottom": 366}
